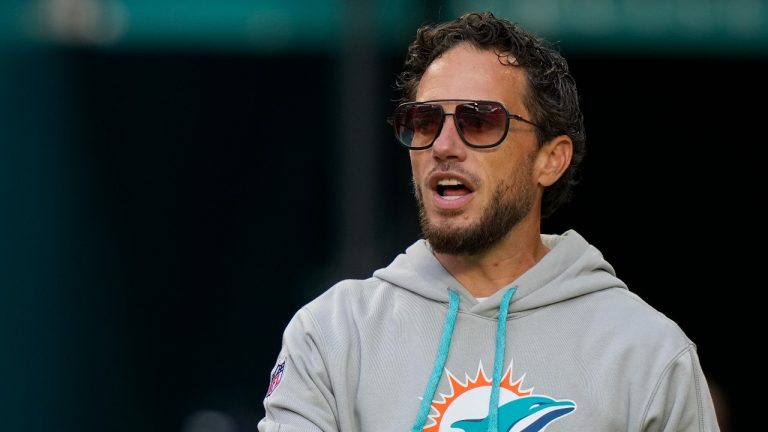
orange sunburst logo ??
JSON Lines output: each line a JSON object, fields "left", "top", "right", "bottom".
{"left": 423, "top": 362, "right": 533, "bottom": 431}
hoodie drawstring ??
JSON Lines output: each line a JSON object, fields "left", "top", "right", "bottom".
{"left": 487, "top": 287, "right": 516, "bottom": 432}
{"left": 411, "top": 290, "right": 460, "bottom": 432}
{"left": 410, "top": 287, "right": 516, "bottom": 432}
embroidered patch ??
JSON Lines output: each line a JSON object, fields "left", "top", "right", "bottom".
{"left": 266, "top": 358, "right": 286, "bottom": 398}
{"left": 423, "top": 361, "right": 576, "bottom": 431}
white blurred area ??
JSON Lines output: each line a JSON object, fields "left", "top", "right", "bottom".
{"left": 29, "top": 0, "right": 128, "bottom": 45}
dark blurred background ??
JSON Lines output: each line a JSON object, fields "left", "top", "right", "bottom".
{"left": 2, "top": 0, "right": 760, "bottom": 431}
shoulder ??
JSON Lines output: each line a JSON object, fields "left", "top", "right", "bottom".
{"left": 595, "top": 288, "right": 689, "bottom": 341}
{"left": 567, "top": 287, "right": 694, "bottom": 365}
{"left": 293, "top": 276, "right": 412, "bottom": 335}
{"left": 304, "top": 276, "right": 395, "bottom": 315}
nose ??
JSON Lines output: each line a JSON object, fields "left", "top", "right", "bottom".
{"left": 431, "top": 113, "right": 467, "bottom": 161}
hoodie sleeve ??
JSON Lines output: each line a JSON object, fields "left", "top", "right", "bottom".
{"left": 258, "top": 308, "right": 338, "bottom": 432}
{"left": 640, "top": 345, "right": 720, "bottom": 432}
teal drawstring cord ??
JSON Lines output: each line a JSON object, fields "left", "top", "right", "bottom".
{"left": 487, "top": 287, "right": 516, "bottom": 432}
{"left": 410, "top": 290, "right": 460, "bottom": 432}
{"left": 410, "top": 287, "right": 515, "bottom": 432}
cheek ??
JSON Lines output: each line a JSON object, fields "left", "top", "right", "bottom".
{"left": 497, "top": 149, "right": 536, "bottom": 180}
{"left": 409, "top": 154, "right": 428, "bottom": 178}
{"left": 485, "top": 160, "right": 510, "bottom": 183}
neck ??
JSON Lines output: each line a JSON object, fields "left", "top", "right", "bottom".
{"left": 434, "top": 219, "right": 549, "bottom": 298}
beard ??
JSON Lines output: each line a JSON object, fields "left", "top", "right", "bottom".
{"left": 414, "top": 156, "right": 536, "bottom": 256}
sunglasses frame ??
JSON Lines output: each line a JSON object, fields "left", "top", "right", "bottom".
{"left": 387, "top": 99, "right": 541, "bottom": 150}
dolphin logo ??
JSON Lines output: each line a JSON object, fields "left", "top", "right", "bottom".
{"left": 451, "top": 395, "right": 575, "bottom": 432}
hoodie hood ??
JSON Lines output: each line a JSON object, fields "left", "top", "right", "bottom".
{"left": 373, "top": 230, "right": 626, "bottom": 318}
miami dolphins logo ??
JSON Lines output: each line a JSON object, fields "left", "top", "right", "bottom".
{"left": 423, "top": 362, "right": 575, "bottom": 431}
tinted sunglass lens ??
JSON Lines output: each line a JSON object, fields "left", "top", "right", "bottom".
{"left": 456, "top": 103, "right": 508, "bottom": 146}
{"left": 395, "top": 105, "right": 442, "bottom": 148}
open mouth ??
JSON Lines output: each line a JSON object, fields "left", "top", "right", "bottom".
{"left": 436, "top": 178, "right": 473, "bottom": 201}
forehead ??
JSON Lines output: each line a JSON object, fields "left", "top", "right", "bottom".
{"left": 415, "top": 44, "right": 528, "bottom": 113}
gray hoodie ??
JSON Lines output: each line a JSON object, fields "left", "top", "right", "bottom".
{"left": 259, "top": 230, "right": 720, "bottom": 431}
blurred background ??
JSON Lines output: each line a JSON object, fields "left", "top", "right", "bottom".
{"left": 2, "top": 0, "right": 761, "bottom": 430}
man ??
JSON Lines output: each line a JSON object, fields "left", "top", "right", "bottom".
{"left": 259, "top": 12, "right": 720, "bottom": 432}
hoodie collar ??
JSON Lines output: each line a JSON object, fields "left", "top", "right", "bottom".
{"left": 373, "top": 230, "right": 626, "bottom": 318}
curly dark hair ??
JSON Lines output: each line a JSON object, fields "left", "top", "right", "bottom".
{"left": 396, "top": 11, "right": 585, "bottom": 218}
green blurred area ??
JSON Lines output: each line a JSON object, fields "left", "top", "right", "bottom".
{"left": 3, "top": 0, "right": 768, "bottom": 54}
{"left": 455, "top": 0, "right": 768, "bottom": 55}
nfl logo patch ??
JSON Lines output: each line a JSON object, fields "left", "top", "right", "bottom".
{"left": 266, "top": 358, "right": 286, "bottom": 397}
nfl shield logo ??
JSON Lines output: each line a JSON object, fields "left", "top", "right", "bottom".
{"left": 266, "top": 358, "right": 286, "bottom": 397}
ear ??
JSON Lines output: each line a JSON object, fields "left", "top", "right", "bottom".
{"left": 535, "top": 135, "right": 573, "bottom": 187}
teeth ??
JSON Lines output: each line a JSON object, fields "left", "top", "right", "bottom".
{"left": 437, "top": 178, "right": 463, "bottom": 186}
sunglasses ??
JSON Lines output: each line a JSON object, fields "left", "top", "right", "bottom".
{"left": 387, "top": 99, "right": 540, "bottom": 150}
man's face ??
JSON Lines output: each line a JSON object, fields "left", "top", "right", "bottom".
{"left": 410, "top": 43, "right": 541, "bottom": 255}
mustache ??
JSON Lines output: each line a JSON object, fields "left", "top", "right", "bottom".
{"left": 427, "top": 162, "right": 481, "bottom": 185}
